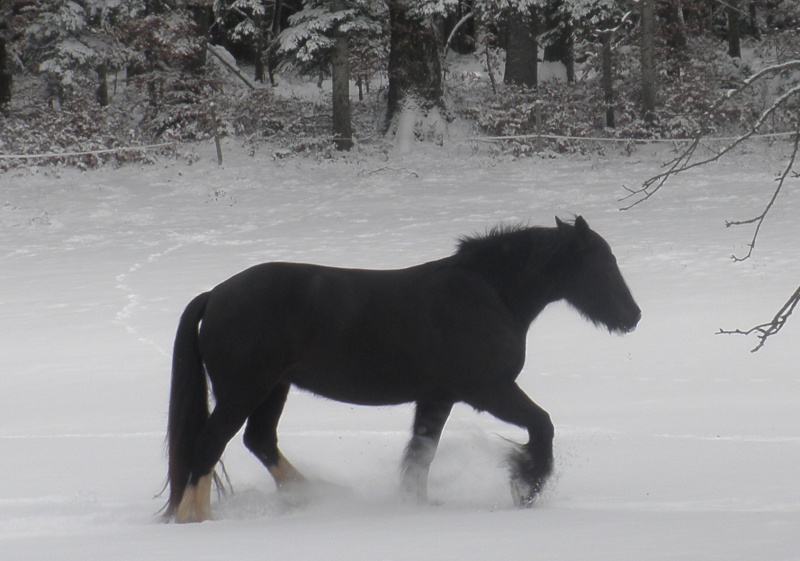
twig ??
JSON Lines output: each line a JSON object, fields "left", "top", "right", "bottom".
{"left": 596, "top": 10, "right": 635, "bottom": 38}
{"left": 359, "top": 166, "right": 419, "bottom": 178}
{"left": 620, "top": 136, "right": 701, "bottom": 208}
{"left": 625, "top": 60, "right": 800, "bottom": 351}
{"left": 726, "top": 120, "right": 800, "bottom": 261}
{"left": 620, "top": 66, "right": 800, "bottom": 210}
{"left": 718, "top": 284, "right": 800, "bottom": 352}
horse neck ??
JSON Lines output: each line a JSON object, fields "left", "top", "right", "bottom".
{"left": 458, "top": 228, "right": 567, "bottom": 327}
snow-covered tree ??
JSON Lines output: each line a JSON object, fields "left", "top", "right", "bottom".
{"left": 10, "top": 0, "right": 206, "bottom": 107}
{"left": 470, "top": 0, "right": 625, "bottom": 87}
{"left": 276, "top": 0, "right": 383, "bottom": 78}
{"left": 213, "top": 0, "right": 272, "bottom": 81}
{"left": 276, "top": 0, "right": 383, "bottom": 148}
{"left": 383, "top": 0, "right": 450, "bottom": 146}
{"left": 20, "top": 1, "right": 109, "bottom": 105}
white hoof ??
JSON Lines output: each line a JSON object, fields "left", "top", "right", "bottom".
{"left": 175, "top": 474, "right": 213, "bottom": 523}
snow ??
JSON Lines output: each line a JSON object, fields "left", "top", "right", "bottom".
{"left": 1, "top": 140, "right": 798, "bottom": 560}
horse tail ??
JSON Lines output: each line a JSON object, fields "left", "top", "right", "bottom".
{"left": 164, "top": 291, "right": 211, "bottom": 519}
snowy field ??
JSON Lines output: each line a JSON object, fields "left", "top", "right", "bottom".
{"left": 1, "top": 140, "right": 798, "bottom": 560}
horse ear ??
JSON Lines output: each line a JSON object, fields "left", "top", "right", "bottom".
{"left": 573, "top": 216, "right": 593, "bottom": 248}
{"left": 555, "top": 216, "right": 567, "bottom": 229}
{"left": 575, "top": 216, "right": 590, "bottom": 237}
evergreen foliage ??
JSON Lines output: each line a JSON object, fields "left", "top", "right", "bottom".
{"left": 0, "top": 0, "right": 797, "bottom": 167}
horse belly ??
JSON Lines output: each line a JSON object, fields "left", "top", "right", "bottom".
{"left": 284, "top": 325, "right": 520, "bottom": 407}
{"left": 287, "top": 355, "right": 427, "bottom": 406}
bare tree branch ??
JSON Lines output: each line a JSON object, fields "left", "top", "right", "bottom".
{"left": 444, "top": 11, "right": 474, "bottom": 55}
{"left": 725, "top": 120, "right": 800, "bottom": 261}
{"left": 740, "top": 60, "right": 800, "bottom": 88}
{"left": 623, "top": 60, "right": 800, "bottom": 351}
{"left": 620, "top": 62, "right": 800, "bottom": 210}
{"left": 718, "top": 285, "right": 800, "bottom": 352}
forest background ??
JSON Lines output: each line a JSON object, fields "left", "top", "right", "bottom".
{"left": 0, "top": 0, "right": 798, "bottom": 163}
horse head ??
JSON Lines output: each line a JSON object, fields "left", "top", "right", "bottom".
{"left": 555, "top": 216, "right": 641, "bottom": 334}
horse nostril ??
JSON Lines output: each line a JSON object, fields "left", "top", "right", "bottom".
{"left": 630, "top": 310, "right": 642, "bottom": 332}
{"left": 622, "top": 308, "right": 641, "bottom": 333}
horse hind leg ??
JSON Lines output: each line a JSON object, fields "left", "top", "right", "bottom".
{"left": 243, "top": 383, "right": 306, "bottom": 489}
{"left": 463, "top": 383, "right": 554, "bottom": 507}
{"left": 176, "top": 472, "right": 213, "bottom": 523}
{"left": 401, "top": 400, "right": 453, "bottom": 502}
{"left": 176, "top": 406, "right": 250, "bottom": 523}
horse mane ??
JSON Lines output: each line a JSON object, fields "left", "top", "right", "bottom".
{"left": 456, "top": 223, "right": 564, "bottom": 260}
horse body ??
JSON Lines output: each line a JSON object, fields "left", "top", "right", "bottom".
{"left": 165, "top": 217, "right": 640, "bottom": 522}
{"left": 201, "top": 260, "right": 526, "bottom": 406}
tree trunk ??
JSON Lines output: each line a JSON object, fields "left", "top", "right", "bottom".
{"left": 666, "top": 0, "right": 688, "bottom": 77}
{"left": 331, "top": 0, "right": 352, "bottom": 151}
{"left": 254, "top": 11, "right": 265, "bottom": 83}
{"left": 747, "top": 2, "right": 760, "bottom": 39}
{"left": 188, "top": 0, "right": 211, "bottom": 69}
{"left": 504, "top": 8, "right": 538, "bottom": 88}
{"left": 640, "top": 0, "right": 657, "bottom": 124}
{"left": 542, "top": 3, "right": 574, "bottom": 83}
{"left": 601, "top": 32, "right": 614, "bottom": 128}
{"left": 96, "top": 63, "right": 109, "bottom": 107}
{"left": 727, "top": 0, "right": 741, "bottom": 58}
{"left": 384, "top": 0, "right": 444, "bottom": 137}
{"left": 0, "top": 37, "right": 11, "bottom": 108}
{"left": 564, "top": 19, "right": 575, "bottom": 84}
{"left": 267, "top": 0, "right": 283, "bottom": 86}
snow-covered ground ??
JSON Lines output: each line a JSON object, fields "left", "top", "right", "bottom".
{"left": 1, "top": 140, "right": 798, "bottom": 560}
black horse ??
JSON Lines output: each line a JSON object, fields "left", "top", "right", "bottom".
{"left": 164, "top": 216, "right": 640, "bottom": 522}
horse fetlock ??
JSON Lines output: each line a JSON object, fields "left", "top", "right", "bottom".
{"left": 268, "top": 453, "right": 306, "bottom": 488}
{"left": 510, "top": 476, "right": 546, "bottom": 508}
{"left": 507, "top": 443, "right": 552, "bottom": 508}
{"left": 175, "top": 474, "right": 213, "bottom": 523}
{"left": 400, "top": 466, "right": 430, "bottom": 503}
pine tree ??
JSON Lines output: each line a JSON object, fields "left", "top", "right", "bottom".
{"left": 277, "top": 0, "right": 384, "bottom": 146}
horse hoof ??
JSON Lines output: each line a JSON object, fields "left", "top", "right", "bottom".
{"left": 174, "top": 475, "right": 213, "bottom": 523}
{"left": 399, "top": 486, "right": 442, "bottom": 506}
{"left": 509, "top": 478, "right": 543, "bottom": 508}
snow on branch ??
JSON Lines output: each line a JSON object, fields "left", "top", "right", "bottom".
{"left": 740, "top": 60, "right": 800, "bottom": 89}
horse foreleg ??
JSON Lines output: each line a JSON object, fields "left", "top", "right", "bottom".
{"left": 464, "top": 383, "right": 554, "bottom": 507}
{"left": 401, "top": 400, "right": 453, "bottom": 502}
